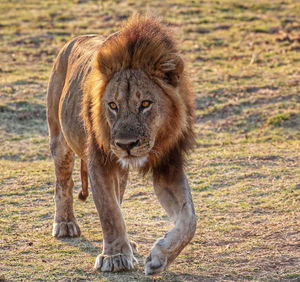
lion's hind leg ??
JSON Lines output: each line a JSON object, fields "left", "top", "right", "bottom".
{"left": 50, "top": 133, "right": 80, "bottom": 238}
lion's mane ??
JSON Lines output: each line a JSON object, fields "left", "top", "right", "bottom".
{"left": 82, "top": 15, "right": 195, "bottom": 174}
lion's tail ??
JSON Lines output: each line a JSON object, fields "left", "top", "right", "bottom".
{"left": 78, "top": 159, "right": 89, "bottom": 202}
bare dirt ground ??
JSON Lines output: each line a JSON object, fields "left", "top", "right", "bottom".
{"left": 0, "top": 0, "right": 299, "bottom": 281}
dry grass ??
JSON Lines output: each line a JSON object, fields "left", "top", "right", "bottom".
{"left": 0, "top": 0, "right": 299, "bottom": 281}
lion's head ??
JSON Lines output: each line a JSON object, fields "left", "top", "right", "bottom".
{"left": 103, "top": 69, "right": 170, "bottom": 168}
{"left": 84, "top": 15, "right": 195, "bottom": 171}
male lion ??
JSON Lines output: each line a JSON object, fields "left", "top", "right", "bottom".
{"left": 47, "top": 14, "right": 196, "bottom": 275}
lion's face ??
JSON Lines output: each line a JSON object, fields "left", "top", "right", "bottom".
{"left": 103, "top": 69, "right": 168, "bottom": 168}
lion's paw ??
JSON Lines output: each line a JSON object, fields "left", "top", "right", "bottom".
{"left": 94, "top": 253, "right": 137, "bottom": 272}
{"left": 130, "top": 240, "right": 138, "bottom": 254}
{"left": 145, "top": 240, "right": 168, "bottom": 275}
{"left": 52, "top": 221, "right": 81, "bottom": 238}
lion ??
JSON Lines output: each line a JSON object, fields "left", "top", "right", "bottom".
{"left": 47, "top": 14, "right": 196, "bottom": 275}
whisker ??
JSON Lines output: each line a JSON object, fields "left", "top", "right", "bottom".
{"left": 150, "top": 149, "right": 161, "bottom": 158}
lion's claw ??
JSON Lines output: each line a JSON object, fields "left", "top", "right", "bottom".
{"left": 52, "top": 221, "right": 81, "bottom": 238}
{"left": 94, "top": 253, "right": 137, "bottom": 272}
{"left": 130, "top": 240, "right": 138, "bottom": 254}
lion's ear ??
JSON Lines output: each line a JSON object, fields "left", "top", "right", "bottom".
{"left": 96, "top": 33, "right": 129, "bottom": 80}
{"left": 96, "top": 47, "right": 119, "bottom": 80}
{"left": 159, "top": 54, "right": 184, "bottom": 87}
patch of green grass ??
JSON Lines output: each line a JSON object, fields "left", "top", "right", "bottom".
{"left": 267, "top": 112, "right": 292, "bottom": 126}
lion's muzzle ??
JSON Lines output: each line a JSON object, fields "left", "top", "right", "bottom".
{"left": 115, "top": 138, "right": 140, "bottom": 153}
{"left": 111, "top": 137, "right": 153, "bottom": 169}
{"left": 112, "top": 137, "right": 150, "bottom": 158}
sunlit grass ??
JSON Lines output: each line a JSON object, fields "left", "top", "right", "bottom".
{"left": 0, "top": 0, "right": 299, "bottom": 281}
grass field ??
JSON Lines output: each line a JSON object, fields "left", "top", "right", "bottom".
{"left": 0, "top": 0, "right": 299, "bottom": 281}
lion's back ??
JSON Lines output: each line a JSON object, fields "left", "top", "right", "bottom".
{"left": 55, "top": 34, "right": 104, "bottom": 89}
{"left": 47, "top": 35, "right": 104, "bottom": 158}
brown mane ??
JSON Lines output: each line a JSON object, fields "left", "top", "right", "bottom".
{"left": 96, "top": 14, "right": 182, "bottom": 85}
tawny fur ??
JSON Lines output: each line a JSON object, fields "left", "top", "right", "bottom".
{"left": 47, "top": 14, "right": 196, "bottom": 274}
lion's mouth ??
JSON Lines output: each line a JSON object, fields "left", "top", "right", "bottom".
{"left": 111, "top": 141, "right": 153, "bottom": 168}
{"left": 117, "top": 155, "right": 148, "bottom": 169}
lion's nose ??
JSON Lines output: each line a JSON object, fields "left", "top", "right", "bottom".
{"left": 115, "top": 139, "right": 140, "bottom": 151}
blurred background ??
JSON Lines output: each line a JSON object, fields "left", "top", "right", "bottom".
{"left": 0, "top": 0, "right": 299, "bottom": 281}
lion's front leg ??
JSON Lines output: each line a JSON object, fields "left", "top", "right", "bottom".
{"left": 50, "top": 135, "right": 81, "bottom": 238}
{"left": 145, "top": 165, "right": 196, "bottom": 275}
{"left": 87, "top": 149, "right": 136, "bottom": 272}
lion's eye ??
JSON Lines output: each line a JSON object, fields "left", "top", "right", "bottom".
{"left": 139, "top": 100, "right": 152, "bottom": 112}
{"left": 108, "top": 102, "right": 118, "bottom": 111}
